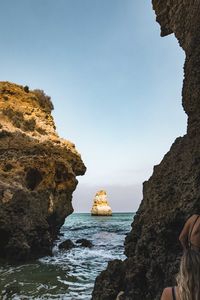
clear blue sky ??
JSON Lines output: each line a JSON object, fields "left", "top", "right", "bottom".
{"left": 0, "top": 1, "right": 186, "bottom": 212}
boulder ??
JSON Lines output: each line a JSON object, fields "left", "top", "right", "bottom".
{"left": 59, "top": 239, "right": 75, "bottom": 251}
{"left": 76, "top": 239, "right": 93, "bottom": 248}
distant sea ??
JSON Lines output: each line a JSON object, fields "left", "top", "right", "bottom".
{"left": 0, "top": 213, "right": 134, "bottom": 300}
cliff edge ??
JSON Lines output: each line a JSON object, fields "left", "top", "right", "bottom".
{"left": 0, "top": 82, "right": 86, "bottom": 261}
{"left": 92, "top": 1, "right": 200, "bottom": 299}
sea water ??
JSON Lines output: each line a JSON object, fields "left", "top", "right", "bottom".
{"left": 0, "top": 213, "right": 134, "bottom": 300}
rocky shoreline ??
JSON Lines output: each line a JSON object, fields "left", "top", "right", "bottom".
{"left": 0, "top": 82, "right": 86, "bottom": 261}
{"left": 92, "top": 1, "right": 200, "bottom": 299}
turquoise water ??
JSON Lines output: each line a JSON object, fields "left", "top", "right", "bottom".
{"left": 0, "top": 213, "right": 134, "bottom": 299}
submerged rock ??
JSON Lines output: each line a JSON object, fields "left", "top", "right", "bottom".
{"left": 0, "top": 82, "right": 86, "bottom": 261}
{"left": 91, "top": 190, "right": 112, "bottom": 216}
{"left": 92, "top": 1, "right": 200, "bottom": 300}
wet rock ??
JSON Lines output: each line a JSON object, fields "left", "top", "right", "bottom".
{"left": 76, "top": 239, "right": 93, "bottom": 248}
{"left": 92, "top": 259, "right": 125, "bottom": 300}
{"left": 59, "top": 239, "right": 75, "bottom": 251}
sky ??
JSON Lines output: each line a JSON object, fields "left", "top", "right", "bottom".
{"left": 0, "top": 1, "right": 186, "bottom": 212}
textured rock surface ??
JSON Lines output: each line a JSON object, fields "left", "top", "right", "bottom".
{"left": 92, "top": 1, "right": 200, "bottom": 299}
{"left": 91, "top": 190, "right": 112, "bottom": 216}
{"left": 0, "top": 82, "right": 86, "bottom": 261}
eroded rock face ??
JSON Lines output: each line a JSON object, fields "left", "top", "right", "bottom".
{"left": 92, "top": 1, "right": 200, "bottom": 299}
{"left": 0, "top": 82, "right": 86, "bottom": 261}
{"left": 91, "top": 190, "right": 112, "bottom": 216}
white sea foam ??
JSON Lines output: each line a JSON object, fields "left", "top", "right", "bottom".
{"left": 0, "top": 212, "right": 134, "bottom": 299}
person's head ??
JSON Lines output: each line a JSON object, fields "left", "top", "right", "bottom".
{"left": 176, "top": 249, "right": 200, "bottom": 300}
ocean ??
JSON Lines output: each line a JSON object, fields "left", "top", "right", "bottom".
{"left": 0, "top": 213, "right": 134, "bottom": 300}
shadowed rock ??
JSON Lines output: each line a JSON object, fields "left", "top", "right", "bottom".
{"left": 59, "top": 239, "right": 75, "bottom": 251}
{"left": 92, "top": 1, "right": 200, "bottom": 299}
{"left": 76, "top": 239, "right": 93, "bottom": 248}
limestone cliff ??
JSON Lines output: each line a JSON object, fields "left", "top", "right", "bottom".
{"left": 92, "top": 1, "right": 200, "bottom": 299}
{"left": 91, "top": 190, "right": 112, "bottom": 216}
{"left": 0, "top": 81, "right": 86, "bottom": 261}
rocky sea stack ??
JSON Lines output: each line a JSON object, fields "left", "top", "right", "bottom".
{"left": 92, "top": 1, "right": 200, "bottom": 300}
{"left": 91, "top": 190, "right": 112, "bottom": 216}
{"left": 0, "top": 82, "right": 86, "bottom": 261}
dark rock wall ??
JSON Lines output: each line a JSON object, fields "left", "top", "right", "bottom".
{"left": 92, "top": 1, "right": 200, "bottom": 299}
{"left": 0, "top": 82, "right": 86, "bottom": 261}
